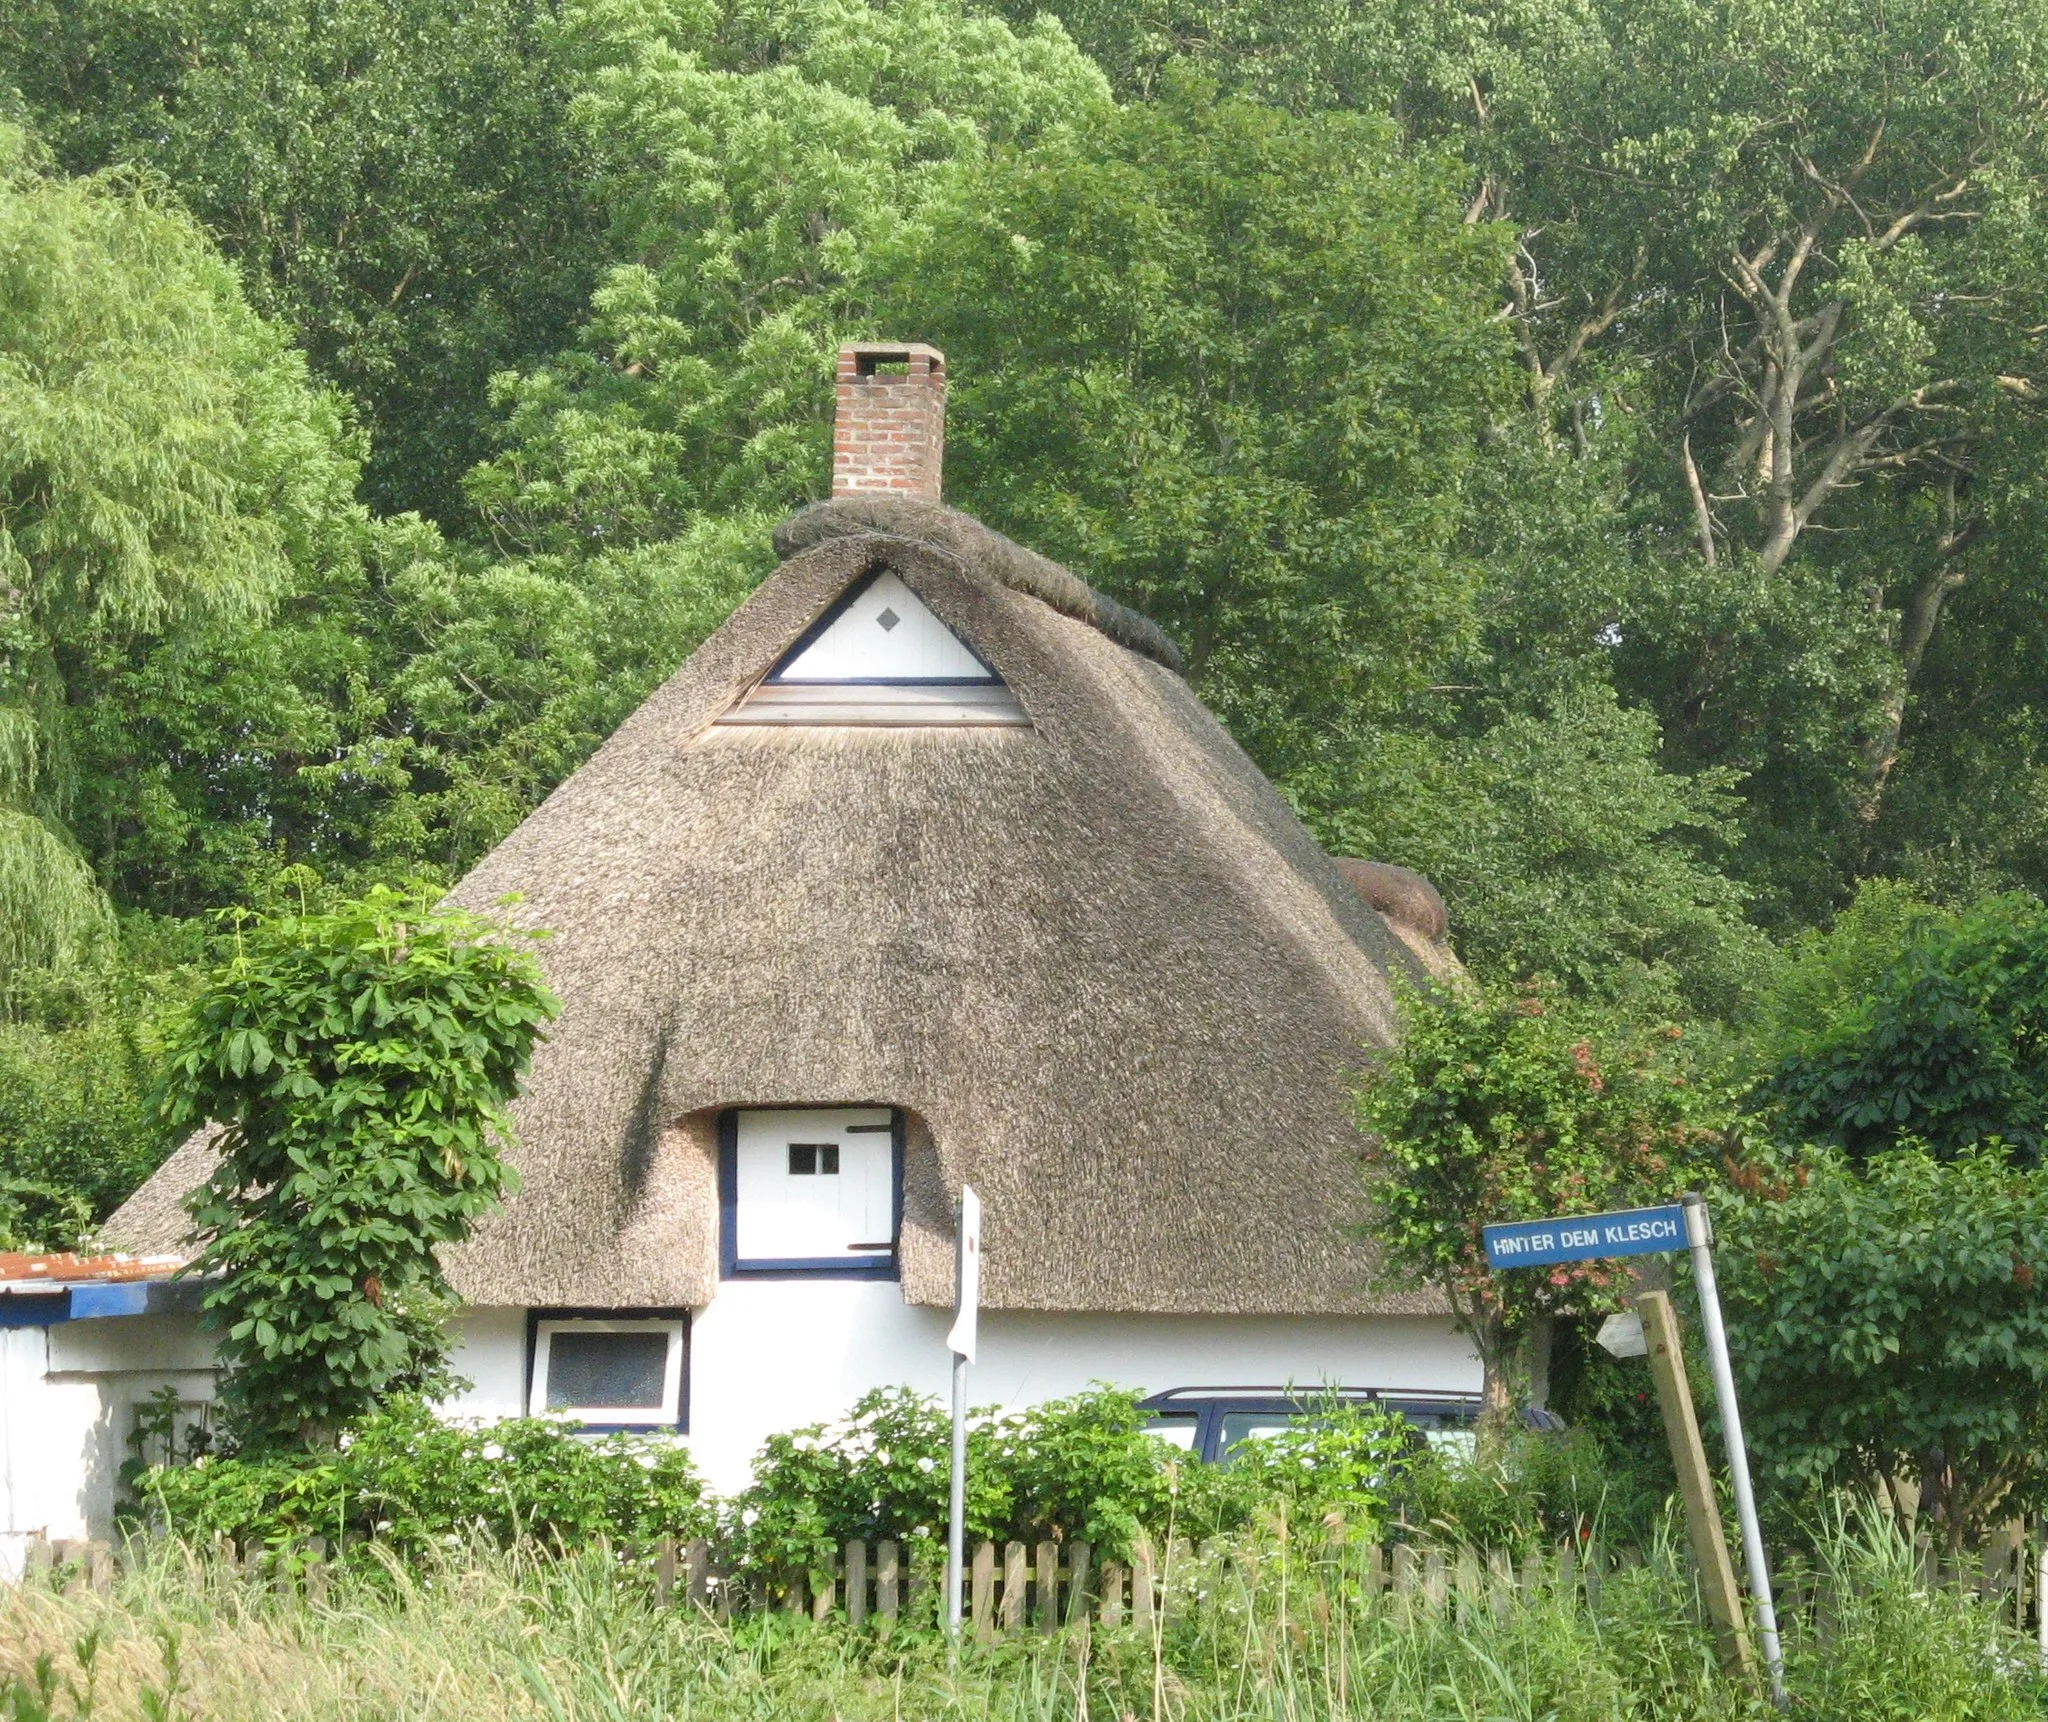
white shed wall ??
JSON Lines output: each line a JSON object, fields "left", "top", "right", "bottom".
{"left": 0, "top": 1316, "right": 218, "bottom": 1572}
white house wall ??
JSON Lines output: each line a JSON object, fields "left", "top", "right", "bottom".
{"left": 429, "top": 1284, "right": 1480, "bottom": 1496}
{"left": 13, "top": 1292, "right": 1479, "bottom": 1543}
{"left": 682, "top": 1281, "right": 1479, "bottom": 1494}
{"left": 441, "top": 1306, "right": 530, "bottom": 1421}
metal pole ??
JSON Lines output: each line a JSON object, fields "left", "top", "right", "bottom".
{"left": 2037, "top": 1517, "right": 2047, "bottom": 1675}
{"left": 946, "top": 1349, "right": 968, "bottom": 1638}
{"left": 1683, "top": 1192, "right": 1787, "bottom": 1708}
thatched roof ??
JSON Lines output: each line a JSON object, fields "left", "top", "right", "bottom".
{"left": 110, "top": 498, "right": 1444, "bottom": 1316}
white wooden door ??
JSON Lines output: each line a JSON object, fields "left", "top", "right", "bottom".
{"left": 732, "top": 1108, "right": 896, "bottom": 1264}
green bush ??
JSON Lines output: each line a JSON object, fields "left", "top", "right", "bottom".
{"left": 729, "top": 1386, "right": 1187, "bottom": 1571}
{"left": 986, "top": 1386, "right": 1182, "bottom": 1553}
{"left": 1399, "top": 1427, "right": 1663, "bottom": 1552}
{"left": 729, "top": 1386, "right": 1429, "bottom": 1571}
{"left": 726, "top": 1387, "right": 1012, "bottom": 1575}
{"left": 1357, "top": 979, "right": 1726, "bottom": 1408}
{"left": 129, "top": 1397, "right": 713, "bottom": 1562}
{"left": 1717, "top": 1145, "right": 2048, "bottom": 1544}
{"left": 1177, "top": 1398, "right": 1420, "bottom": 1541}
{"left": 1760, "top": 890, "right": 2048, "bottom": 1165}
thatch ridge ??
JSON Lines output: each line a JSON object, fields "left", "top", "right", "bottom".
{"left": 774, "top": 496, "right": 1185, "bottom": 673}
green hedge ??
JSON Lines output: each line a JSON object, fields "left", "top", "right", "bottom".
{"left": 130, "top": 1397, "right": 713, "bottom": 1560}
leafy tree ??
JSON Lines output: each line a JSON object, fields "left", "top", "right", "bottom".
{"left": 0, "top": 124, "right": 363, "bottom": 977}
{"left": 890, "top": 71, "right": 1512, "bottom": 770}
{"left": 1356, "top": 980, "right": 1725, "bottom": 1416}
{"left": 162, "top": 887, "right": 557, "bottom": 1449}
{"left": 1451, "top": 0, "right": 2048, "bottom": 917}
{"left": 1020, "top": 0, "right": 2048, "bottom": 929}
{"left": 1760, "top": 892, "right": 2048, "bottom": 1166}
{"left": 1717, "top": 1147, "right": 2048, "bottom": 1549}
{"left": 0, "top": 937, "right": 192, "bottom": 1248}
{"left": 68, "top": 516, "right": 766, "bottom": 912}
{"left": 0, "top": 0, "right": 608, "bottom": 524}
{"left": 1303, "top": 684, "right": 1772, "bottom": 1021}
{"left": 464, "top": 0, "right": 1107, "bottom": 549}
{"left": 1750, "top": 878, "right": 1942, "bottom": 1068}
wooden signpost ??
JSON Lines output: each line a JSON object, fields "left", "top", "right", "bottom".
{"left": 1636, "top": 1289, "right": 1753, "bottom": 1673}
{"left": 1482, "top": 1194, "right": 1786, "bottom": 1708}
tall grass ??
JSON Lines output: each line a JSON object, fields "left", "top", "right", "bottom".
{"left": 2, "top": 1514, "right": 2041, "bottom": 1721}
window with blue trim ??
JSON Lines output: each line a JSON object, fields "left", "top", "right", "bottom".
{"left": 721, "top": 1107, "right": 901, "bottom": 1276}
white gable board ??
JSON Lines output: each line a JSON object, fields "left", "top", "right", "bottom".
{"left": 772, "top": 572, "right": 991, "bottom": 682}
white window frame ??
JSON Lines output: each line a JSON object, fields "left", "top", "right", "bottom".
{"left": 527, "top": 1316, "right": 687, "bottom": 1428}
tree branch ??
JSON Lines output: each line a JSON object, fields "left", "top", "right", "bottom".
{"left": 1682, "top": 432, "right": 1718, "bottom": 567}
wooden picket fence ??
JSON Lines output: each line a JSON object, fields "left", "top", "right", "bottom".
{"left": 638, "top": 1526, "right": 2048, "bottom": 1641}
{"left": 641, "top": 1533, "right": 1638, "bottom": 1636}
{"left": 21, "top": 1525, "right": 2045, "bottom": 1644}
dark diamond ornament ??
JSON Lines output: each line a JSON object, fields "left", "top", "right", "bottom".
{"left": 876, "top": 607, "right": 901, "bottom": 632}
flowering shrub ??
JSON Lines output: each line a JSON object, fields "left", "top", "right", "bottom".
{"left": 986, "top": 1386, "right": 1179, "bottom": 1553}
{"left": 726, "top": 1387, "right": 1013, "bottom": 1574}
{"left": 728, "top": 1387, "right": 1425, "bottom": 1570}
{"left": 129, "top": 1397, "right": 712, "bottom": 1562}
{"left": 126, "top": 1387, "right": 1517, "bottom": 1583}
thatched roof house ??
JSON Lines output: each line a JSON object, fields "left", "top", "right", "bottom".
{"left": 115, "top": 487, "right": 1445, "bottom": 1309}
{"left": 104, "top": 345, "right": 1471, "bottom": 1484}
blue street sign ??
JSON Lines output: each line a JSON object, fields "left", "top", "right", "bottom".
{"left": 1482, "top": 1203, "right": 1687, "bottom": 1269}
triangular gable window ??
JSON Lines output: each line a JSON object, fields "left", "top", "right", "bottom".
{"left": 719, "top": 570, "right": 1028, "bottom": 727}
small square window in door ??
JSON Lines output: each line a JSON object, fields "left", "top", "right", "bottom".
{"left": 788, "top": 1143, "right": 839, "bottom": 1175}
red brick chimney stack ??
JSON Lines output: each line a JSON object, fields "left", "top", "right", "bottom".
{"left": 833, "top": 342, "right": 945, "bottom": 501}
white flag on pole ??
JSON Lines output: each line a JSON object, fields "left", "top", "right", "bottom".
{"left": 946, "top": 1185, "right": 981, "bottom": 1362}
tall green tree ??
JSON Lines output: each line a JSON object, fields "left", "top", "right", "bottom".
{"left": 463, "top": 0, "right": 1107, "bottom": 552}
{"left": 0, "top": 125, "right": 361, "bottom": 977}
{"left": 888, "top": 73, "right": 1512, "bottom": 765}
{"left": 1017, "top": 0, "right": 2048, "bottom": 931}
{"left": 65, "top": 515, "right": 765, "bottom": 913}
{"left": 889, "top": 75, "right": 1770, "bottom": 1016}
{"left": 164, "top": 887, "right": 557, "bottom": 1448}
{"left": 0, "top": 0, "right": 607, "bottom": 524}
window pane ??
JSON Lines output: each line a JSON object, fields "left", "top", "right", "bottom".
{"left": 545, "top": 1330, "right": 669, "bottom": 1410}
{"left": 1218, "top": 1412, "right": 1299, "bottom": 1458}
{"left": 1144, "top": 1415, "right": 1200, "bottom": 1451}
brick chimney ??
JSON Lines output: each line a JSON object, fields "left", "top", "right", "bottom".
{"left": 833, "top": 342, "right": 945, "bottom": 501}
